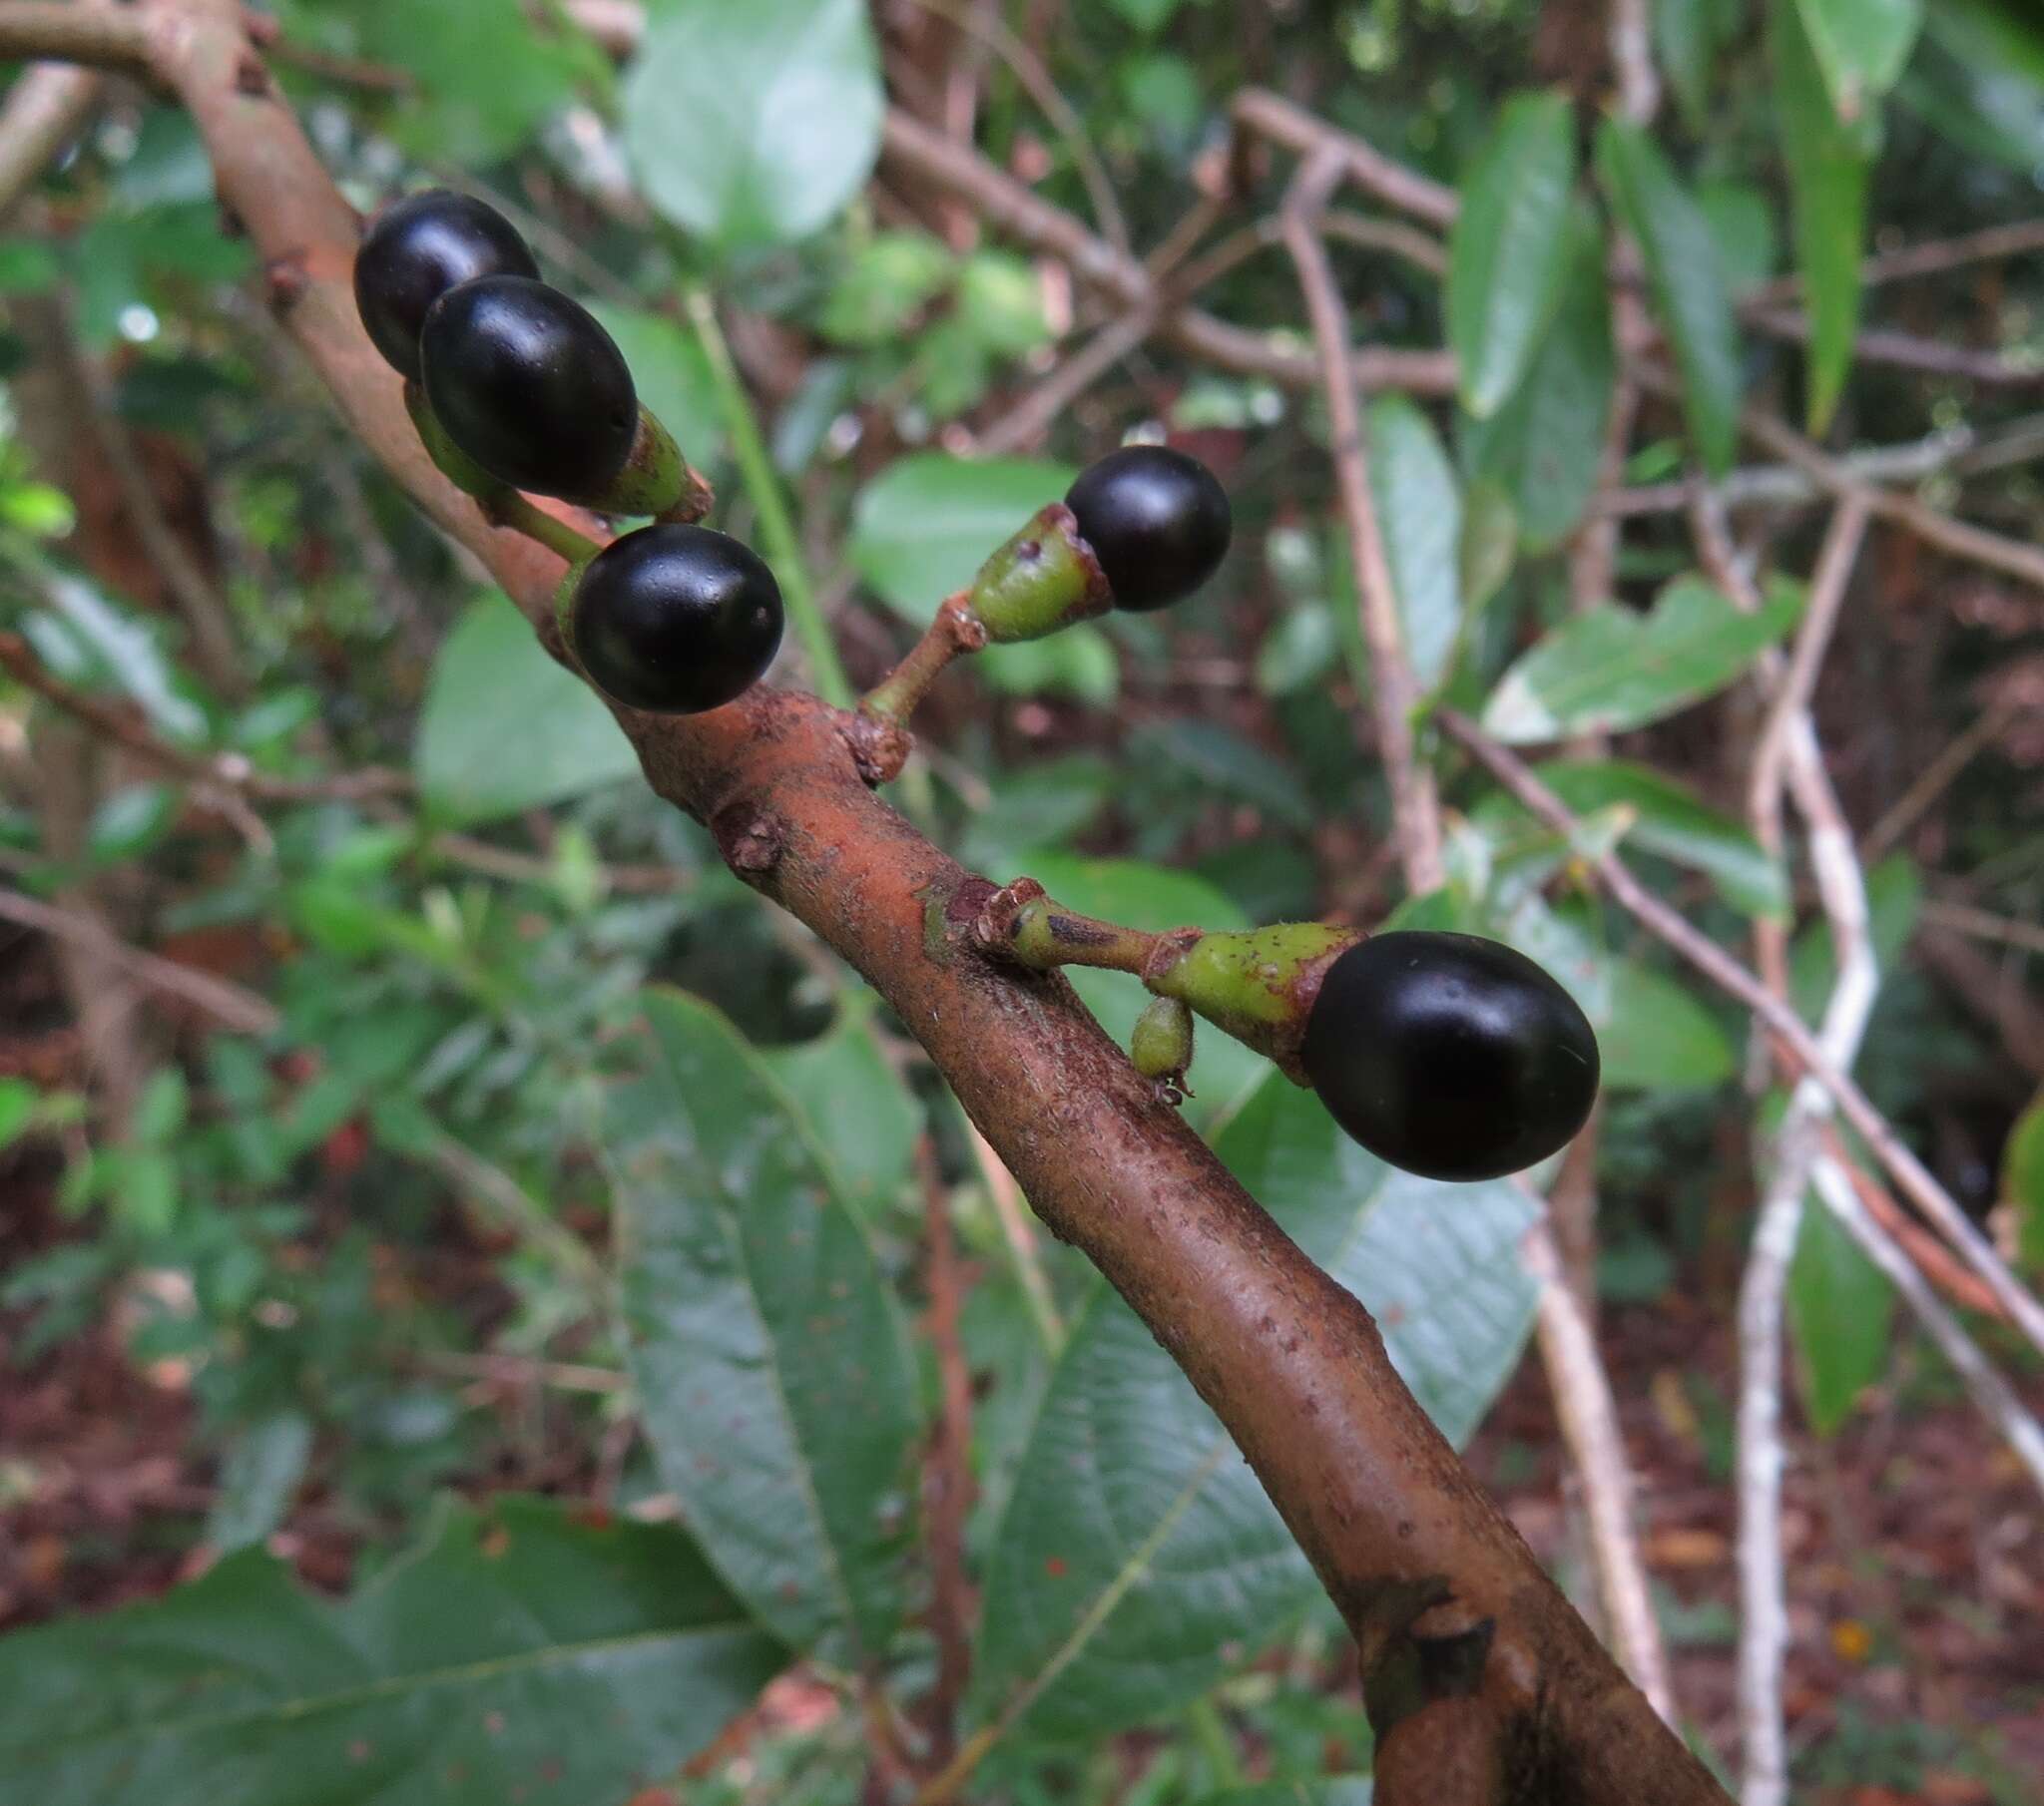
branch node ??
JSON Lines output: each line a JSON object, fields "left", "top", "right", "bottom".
{"left": 714, "top": 808, "right": 785, "bottom": 879}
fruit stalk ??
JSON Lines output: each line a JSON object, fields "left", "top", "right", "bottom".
{"left": 849, "top": 592, "right": 989, "bottom": 784}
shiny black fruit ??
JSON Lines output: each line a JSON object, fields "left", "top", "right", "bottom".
{"left": 1064, "top": 444, "right": 1231, "bottom": 612}
{"left": 570, "top": 525, "right": 783, "bottom": 714}
{"left": 1299, "top": 931, "right": 1599, "bottom": 1182}
{"left": 419, "top": 275, "right": 637, "bottom": 500}
{"left": 353, "top": 190, "right": 537, "bottom": 382}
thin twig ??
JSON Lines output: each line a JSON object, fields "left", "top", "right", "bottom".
{"left": 916, "top": 1135, "right": 976, "bottom": 1769}
{"left": 1522, "top": 1216, "right": 1675, "bottom": 1720}
{"left": 1609, "top": 0, "right": 1662, "bottom": 124}
{"left": 0, "top": 883, "right": 279, "bottom": 1034}
{"left": 1920, "top": 897, "right": 2044, "bottom": 958}
{"left": 1231, "top": 87, "right": 1459, "bottom": 227}
{"left": 1280, "top": 148, "right": 1444, "bottom": 893}
{"left": 1745, "top": 218, "right": 2044, "bottom": 305}
{"left": 0, "top": 47, "right": 101, "bottom": 220}
{"left": 1861, "top": 694, "right": 2027, "bottom": 861}
{"left": 1437, "top": 709, "right": 2044, "bottom": 1358}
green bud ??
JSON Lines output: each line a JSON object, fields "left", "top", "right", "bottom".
{"left": 1146, "top": 922, "right": 1361, "bottom": 1082}
{"left": 1130, "top": 995, "right": 1195, "bottom": 1086}
{"left": 968, "top": 504, "right": 1112, "bottom": 644}
{"left": 575, "top": 405, "right": 712, "bottom": 520}
{"left": 406, "top": 379, "right": 511, "bottom": 505}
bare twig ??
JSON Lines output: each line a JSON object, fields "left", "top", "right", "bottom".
{"left": 1745, "top": 218, "right": 2044, "bottom": 305}
{"left": 1437, "top": 709, "right": 2044, "bottom": 1358}
{"left": 0, "top": 882, "right": 279, "bottom": 1035}
{"left": 1861, "top": 694, "right": 2027, "bottom": 861}
{"left": 1521, "top": 1217, "right": 1674, "bottom": 1720}
{"left": 1921, "top": 897, "right": 2044, "bottom": 958}
{"left": 0, "top": 50, "right": 101, "bottom": 220}
{"left": 1280, "top": 148, "right": 1444, "bottom": 893}
{"left": 1231, "top": 88, "right": 1459, "bottom": 227}
{"left": 1609, "top": 0, "right": 1662, "bottom": 124}
{"left": 1744, "top": 308, "right": 2044, "bottom": 390}
{"left": 916, "top": 1136, "right": 976, "bottom": 1769}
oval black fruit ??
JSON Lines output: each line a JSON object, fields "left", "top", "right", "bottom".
{"left": 1064, "top": 444, "right": 1231, "bottom": 613}
{"left": 1299, "top": 931, "right": 1599, "bottom": 1182}
{"left": 419, "top": 275, "right": 637, "bottom": 500}
{"left": 570, "top": 524, "right": 783, "bottom": 714}
{"left": 353, "top": 190, "right": 538, "bottom": 382}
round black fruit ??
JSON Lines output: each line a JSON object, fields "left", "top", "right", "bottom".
{"left": 571, "top": 525, "right": 783, "bottom": 714}
{"left": 353, "top": 191, "right": 537, "bottom": 382}
{"left": 1064, "top": 444, "right": 1231, "bottom": 612}
{"left": 419, "top": 275, "right": 637, "bottom": 500}
{"left": 1299, "top": 931, "right": 1599, "bottom": 1183}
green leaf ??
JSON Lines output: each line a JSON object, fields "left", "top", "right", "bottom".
{"left": 1457, "top": 479, "right": 1519, "bottom": 618}
{"left": 1482, "top": 576, "right": 1801, "bottom": 742}
{"left": 1368, "top": 396, "right": 1463, "bottom": 692}
{"left": 1462, "top": 205, "right": 1615, "bottom": 552}
{"left": 967, "top": 1076, "right": 1537, "bottom": 1743}
{"left": 1772, "top": 0, "right": 1876, "bottom": 432}
{"left": 850, "top": 455, "right": 1074, "bottom": 623}
{"left": 2003, "top": 1091, "right": 2044, "bottom": 1274}
{"left": 0, "top": 1078, "right": 39, "bottom": 1149}
{"left": 613, "top": 991, "right": 920, "bottom": 1660}
{"left": 1256, "top": 599, "right": 1340, "bottom": 697}
{"left": 1531, "top": 759, "right": 1789, "bottom": 919}
{"left": 979, "top": 628, "right": 1121, "bottom": 705}
{"left": 1654, "top": 0, "right": 1718, "bottom": 128}
{"left": 956, "top": 754, "right": 1116, "bottom": 874}
{"left": 1789, "top": 1194, "right": 1895, "bottom": 1435}
{"left": 765, "top": 1012, "right": 919, "bottom": 1218}
{"left": 1792, "top": 0, "right": 1924, "bottom": 116}
{"left": 1125, "top": 720, "right": 1316, "bottom": 831}
{"left": 1447, "top": 91, "right": 1577, "bottom": 418}
{"left": 1109, "top": 0, "right": 1187, "bottom": 29}
{"left": 1789, "top": 853, "right": 1920, "bottom": 1024}
{"left": 25, "top": 572, "right": 208, "bottom": 744}
{"left": 86, "top": 782, "right": 179, "bottom": 866}
{"left": 815, "top": 231, "right": 954, "bottom": 345}
{"left": 1899, "top": 2, "right": 2044, "bottom": 171}
{"left": 1599, "top": 961, "right": 1736, "bottom": 1090}
{"left": 0, "top": 1496, "right": 784, "bottom": 1803}
{"left": 357, "top": 0, "right": 577, "bottom": 163}
{"left": 414, "top": 593, "right": 639, "bottom": 824}
{"left": 1696, "top": 180, "right": 1782, "bottom": 291}
{"left": 585, "top": 304, "right": 722, "bottom": 471}
{"left": 204, "top": 1411, "right": 312, "bottom": 1554}
{"left": 1596, "top": 118, "right": 1744, "bottom": 476}
{"left": 624, "top": 0, "right": 883, "bottom": 248}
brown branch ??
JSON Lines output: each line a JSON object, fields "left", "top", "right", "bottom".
{"left": 1231, "top": 87, "right": 1459, "bottom": 227}
{"left": 0, "top": 882, "right": 279, "bottom": 1035}
{"left": 1745, "top": 218, "right": 2044, "bottom": 305}
{"left": 1280, "top": 149, "right": 1444, "bottom": 893}
{"left": 1744, "top": 308, "right": 2044, "bottom": 390}
{"left": 915, "top": 1135, "right": 975, "bottom": 1770}
{"left": 0, "top": 46, "right": 102, "bottom": 220}
{"left": 2, "top": 6, "right": 1728, "bottom": 1797}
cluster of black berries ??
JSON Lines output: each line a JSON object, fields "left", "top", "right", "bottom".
{"left": 354, "top": 190, "right": 781, "bottom": 715}
{"left": 354, "top": 192, "right": 1598, "bottom": 1182}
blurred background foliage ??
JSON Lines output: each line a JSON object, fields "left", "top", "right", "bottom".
{"left": 0, "top": 0, "right": 2041, "bottom": 1802}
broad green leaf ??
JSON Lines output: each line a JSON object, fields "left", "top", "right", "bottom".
{"left": 1792, "top": 0, "right": 1924, "bottom": 116}
{"left": 850, "top": 455, "right": 1074, "bottom": 623}
{"left": 1482, "top": 576, "right": 1801, "bottom": 742}
{"left": 1696, "top": 180, "right": 1782, "bottom": 291}
{"left": 1531, "top": 759, "right": 1789, "bottom": 919}
{"left": 1596, "top": 119, "right": 1744, "bottom": 476}
{"left": 585, "top": 304, "right": 722, "bottom": 472}
{"left": 624, "top": 0, "right": 883, "bottom": 248}
{"left": 413, "top": 593, "right": 639, "bottom": 824}
{"left": 1109, "top": 0, "right": 1187, "bottom": 28}
{"left": 1448, "top": 92, "right": 1577, "bottom": 417}
{"left": 614, "top": 991, "right": 920, "bottom": 1659}
{"left": 1457, "top": 479, "right": 1519, "bottom": 618}
{"left": 357, "top": 0, "right": 577, "bottom": 163}
{"left": 0, "top": 1497, "right": 784, "bottom": 1804}
{"left": 956, "top": 754, "right": 1117, "bottom": 875}
{"left": 0, "top": 1078, "right": 36, "bottom": 1149}
{"left": 1773, "top": 1, "right": 1876, "bottom": 432}
{"left": 1654, "top": 0, "right": 1719, "bottom": 128}
{"left": 87, "top": 782, "right": 179, "bottom": 865}
{"left": 1462, "top": 206, "right": 1615, "bottom": 552}
{"left": 2004, "top": 1091, "right": 2044, "bottom": 1273}
{"left": 1368, "top": 396, "right": 1463, "bottom": 692}
{"left": 1257, "top": 599, "right": 1340, "bottom": 697}
{"left": 968, "top": 1075, "right": 1538, "bottom": 1743}
{"left": 815, "top": 231, "right": 954, "bottom": 345}
{"left": 1599, "top": 961, "right": 1737, "bottom": 1091}
{"left": 204, "top": 1411, "right": 312, "bottom": 1554}
{"left": 765, "top": 1012, "right": 919, "bottom": 1218}
{"left": 24, "top": 572, "right": 207, "bottom": 744}
{"left": 1789, "top": 1194, "right": 1895, "bottom": 1435}
{"left": 1189, "top": 1786, "right": 1374, "bottom": 1806}
{"left": 980, "top": 628, "right": 1121, "bottom": 705}
{"left": 1900, "top": 1, "right": 2044, "bottom": 171}
{"left": 1126, "top": 720, "right": 1315, "bottom": 831}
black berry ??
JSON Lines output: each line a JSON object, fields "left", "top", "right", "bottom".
{"left": 420, "top": 275, "right": 637, "bottom": 501}
{"left": 571, "top": 525, "right": 783, "bottom": 714}
{"left": 353, "top": 190, "right": 537, "bottom": 382}
{"left": 1299, "top": 932, "right": 1599, "bottom": 1182}
{"left": 1064, "top": 445, "right": 1231, "bottom": 613}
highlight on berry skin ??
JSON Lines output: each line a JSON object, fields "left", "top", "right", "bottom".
{"left": 568, "top": 523, "right": 784, "bottom": 716}
{"left": 1064, "top": 443, "right": 1233, "bottom": 613}
{"left": 1298, "top": 931, "right": 1600, "bottom": 1183}
{"left": 353, "top": 190, "right": 537, "bottom": 382}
